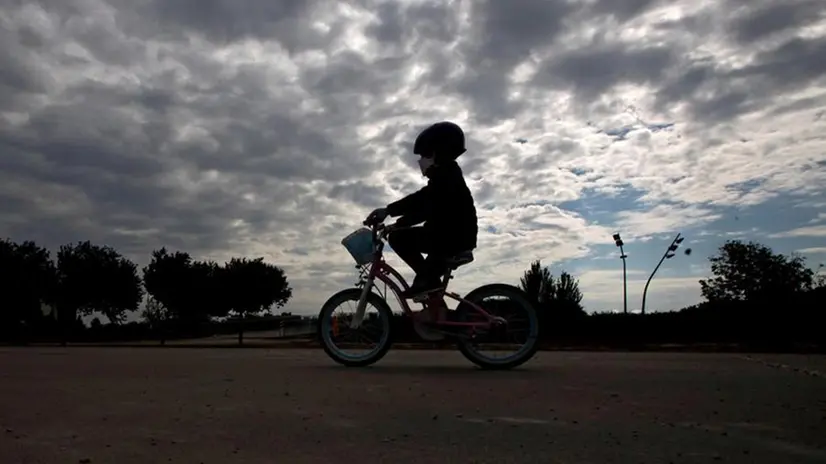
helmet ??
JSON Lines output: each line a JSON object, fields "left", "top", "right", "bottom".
{"left": 413, "top": 121, "right": 466, "bottom": 161}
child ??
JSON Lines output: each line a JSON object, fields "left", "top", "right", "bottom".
{"left": 365, "top": 121, "right": 478, "bottom": 300}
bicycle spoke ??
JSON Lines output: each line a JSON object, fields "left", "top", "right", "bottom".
{"left": 322, "top": 293, "right": 391, "bottom": 361}
{"left": 459, "top": 290, "right": 539, "bottom": 361}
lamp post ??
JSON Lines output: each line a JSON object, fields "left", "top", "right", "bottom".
{"left": 613, "top": 233, "right": 628, "bottom": 315}
{"left": 641, "top": 233, "right": 684, "bottom": 315}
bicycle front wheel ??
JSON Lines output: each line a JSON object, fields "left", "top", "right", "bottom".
{"left": 317, "top": 288, "right": 394, "bottom": 367}
{"left": 455, "top": 283, "right": 540, "bottom": 370}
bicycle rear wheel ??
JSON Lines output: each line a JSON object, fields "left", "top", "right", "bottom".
{"left": 455, "top": 283, "right": 540, "bottom": 370}
{"left": 317, "top": 288, "right": 394, "bottom": 367}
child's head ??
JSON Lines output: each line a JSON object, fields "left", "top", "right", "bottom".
{"left": 413, "top": 121, "right": 466, "bottom": 175}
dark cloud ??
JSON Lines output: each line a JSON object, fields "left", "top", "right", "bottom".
{"left": 365, "top": 2, "right": 405, "bottom": 45}
{"left": 454, "top": 70, "right": 520, "bottom": 125}
{"left": 656, "top": 62, "right": 714, "bottom": 110}
{"left": 0, "top": 0, "right": 824, "bottom": 301}
{"left": 655, "top": 33, "right": 826, "bottom": 122}
{"left": 0, "top": 27, "right": 54, "bottom": 102}
{"left": 327, "top": 182, "right": 391, "bottom": 209}
{"left": 537, "top": 43, "right": 676, "bottom": 100}
{"left": 365, "top": 1, "right": 461, "bottom": 45}
{"left": 451, "top": 0, "right": 575, "bottom": 124}
{"left": 470, "top": 0, "right": 573, "bottom": 65}
{"left": 123, "top": 0, "right": 330, "bottom": 52}
{"left": 735, "top": 36, "right": 826, "bottom": 87}
{"left": 590, "top": 0, "right": 661, "bottom": 22}
{"left": 729, "top": 1, "right": 825, "bottom": 44}
{"left": 0, "top": 0, "right": 379, "bottom": 262}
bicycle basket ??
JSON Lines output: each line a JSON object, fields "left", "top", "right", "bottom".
{"left": 341, "top": 227, "right": 375, "bottom": 266}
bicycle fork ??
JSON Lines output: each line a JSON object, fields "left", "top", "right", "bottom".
{"left": 349, "top": 272, "right": 375, "bottom": 329}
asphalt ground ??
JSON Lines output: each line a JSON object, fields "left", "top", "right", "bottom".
{"left": 1, "top": 348, "right": 825, "bottom": 463}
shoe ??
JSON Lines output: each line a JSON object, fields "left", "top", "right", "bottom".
{"left": 401, "top": 276, "right": 442, "bottom": 300}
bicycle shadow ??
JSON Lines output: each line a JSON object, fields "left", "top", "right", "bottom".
{"left": 310, "top": 362, "right": 546, "bottom": 379}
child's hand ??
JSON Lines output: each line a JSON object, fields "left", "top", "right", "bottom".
{"left": 364, "top": 207, "right": 388, "bottom": 226}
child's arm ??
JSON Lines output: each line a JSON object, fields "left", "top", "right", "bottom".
{"left": 386, "top": 185, "right": 430, "bottom": 220}
{"left": 394, "top": 211, "right": 426, "bottom": 227}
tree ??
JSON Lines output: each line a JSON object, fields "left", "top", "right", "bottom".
{"left": 57, "top": 241, "right": 144, "bottom": 325}
{"left": 554, "top": 271, "right": 585, "bottom": 319}
{"left": 142, "top": 247, "right": 190, "bottom": 318}
{"left": 699, "top": 240, "right": 815, "bottom": 303}
{"left": 142, "top": 248, "right": 202, "bottom": 327}
{"left": 519, "top": 260, "right": 585, "bottom": 338}
{"left": 519, "top": 260, "right": 554, "bottom": 305}
{"left": 0, "top": 239, "right": 59, "bottom": 341}
{"left": 223, "top": 257, "right": 292, "bottom": 345}
{"left": 141, "top": 296, "right": 171, "bottom": 345}
{"left": 189, "top": 259, "right": 233, "bottom": 319}
{"left": 143, "top": 249, "right": 235, "bottom": 328}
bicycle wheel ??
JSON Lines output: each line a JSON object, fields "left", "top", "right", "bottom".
{"left": 455, "top": 283, "right": 540, "bottom": 370}
{"left": 317, "top": 288, "right": 394, "bottom": 367}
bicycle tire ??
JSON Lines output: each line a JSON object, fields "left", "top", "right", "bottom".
{"left": 455, "top": 283, "right": 540, "bottom": 370}
{"left": 317, "top": 288, "right": 395, "bottom": 367}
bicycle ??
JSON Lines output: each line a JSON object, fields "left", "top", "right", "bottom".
{"left": 316, "top": 220, "right": 540, "bottom": 369}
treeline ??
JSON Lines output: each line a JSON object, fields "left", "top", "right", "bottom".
{"left": 385, "top": 240, "right": 826, "bottom": 351}
{"left": 1, "top": 239, "right": 292, "bottom": 345}
{"left": 3, "top": 237, "right": 824, "bottom": 351}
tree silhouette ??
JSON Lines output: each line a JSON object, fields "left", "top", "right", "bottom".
{"left": 9, "top": 231, "right": 823, "bottom": 349}
{"left": 141, "top": 296, "right": 171, "bottom": 344}
{"left": 189, "top": 259, "right": 232, "bottom": 319}
{"left": 0, "top": 239, "right": 59, "bottom": 341}
{"left": 519, "top": 260, "right": 554, "bottom": 305}
{"left": 223, "top": 257, "right": 292, "bottom": 345}
{"left": 519, "top": 260, "right": 585, "bottom": 338}
{"left": 554, "top": 271, "right": 585, "bottom": 319}
{"left": 57, "top": 241, "right": 143, "bottom": 325}
{"left": 142, "top": 248, "right": 210, "bottom": 327}
{"left": 699, "top": 240, "right": 815, "bottom": 303}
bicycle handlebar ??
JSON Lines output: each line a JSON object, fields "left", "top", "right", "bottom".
{"left": 362, "top": 219, "right": 412, "bottom": 241}
{"left": 362, "top": 220, "right": 388, "bottom": 243}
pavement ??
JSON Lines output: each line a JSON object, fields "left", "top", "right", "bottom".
{"left": 1, "top": 348, "right": 825, "bottom": 464}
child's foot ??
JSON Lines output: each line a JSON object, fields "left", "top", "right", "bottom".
{"left": 402, "top": 276, "right": 443, "bottom": 300}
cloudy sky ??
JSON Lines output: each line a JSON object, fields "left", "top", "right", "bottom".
{"left": 2, "top": 0, "right": 825, "bottom": 315}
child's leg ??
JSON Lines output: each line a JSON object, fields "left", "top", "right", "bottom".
{"left": 419, "top": 255, "right": 449, "bottom": 319}
{"left": 420, "top": 254, "right": 447, "bottom": 288}
{"left": 387, "top": 227, "right": 443, "bottom": 296}
{"left": 387, "top": 227, "right": 428, "bottom": 276}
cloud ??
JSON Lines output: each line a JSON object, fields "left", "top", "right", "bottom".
{"left": 1, "top": 0, "right": 825, "bottom": 314}
{"left": 769, "top": 225, "right": 826, "bottom": 238}
{"left": 797, "top": 247, "right": 826, "bottom": 254}
{"left": 729, "top": 1, "right": 826, "bottom": 44}
{"left": 614, "top": 203, "right": 722, "bottom": 239}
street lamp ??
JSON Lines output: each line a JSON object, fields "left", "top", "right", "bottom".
{"left": 613, "top": 233, "right": 628, "bottom": 315}
{"left": 641, "top": 233, "right": 685, "bottom": 315}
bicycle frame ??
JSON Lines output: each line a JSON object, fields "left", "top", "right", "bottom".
{"left": 349, "top": 224, "right": 498, "bottom": 330}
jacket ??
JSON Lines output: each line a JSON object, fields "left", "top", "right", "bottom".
{"left": 386, "top": 160, "right": 478, "bottom": 254}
